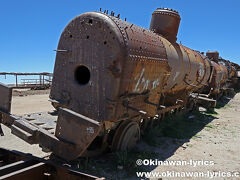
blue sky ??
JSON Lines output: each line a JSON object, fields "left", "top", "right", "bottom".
{"left": 0, "top": 0, "right": 239, "bottom": 84}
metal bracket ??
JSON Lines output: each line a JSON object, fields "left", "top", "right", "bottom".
{"left": 123, "top": 102, "right": 147, "bottom": 115}
{"left": 0, "top": 83, "right": 12, "bottom": 113}
{"left": 0, "top": 83, "right": 12, "bottom": 136}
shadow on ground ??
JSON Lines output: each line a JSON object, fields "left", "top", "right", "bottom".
{"left": 69, "top": 94, "right": 237, "bottom": 180}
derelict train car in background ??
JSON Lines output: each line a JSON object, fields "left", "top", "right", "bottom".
{"left": 0, "top": 8, "right": 239, "bottom": 161}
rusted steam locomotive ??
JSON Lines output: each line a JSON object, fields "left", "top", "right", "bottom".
{"left": 0, "top": 8, "right": 239, "bottom": 160}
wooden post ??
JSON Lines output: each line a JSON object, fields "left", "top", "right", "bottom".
{"left": 15, "top": 75, "right": 18, "bottom": 87}
{"left": 40, "top": 75, "right": 42, "bottom": 85}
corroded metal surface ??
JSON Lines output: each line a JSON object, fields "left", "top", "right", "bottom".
{"left": 54, "top": 108, "right": 101, "bottom": 160}
{"left": 0, "top": 83, "right": 12, "bottom": 135}
{"left": 209, "top": 61, "right": 228, "bottom": 95}
{"left": 0, "top": 83, "right": 12, "bottom": 113}
{"left": 1, "top": 8, "right": 240, "bottom": 161}
{"left": 150, "top": 8, "right": 181, "bottom": 42}
{"left": 50, "top": 10, "right": 213, "bottom": 123}
{"left": 46, "top": 9, "right": 240, "bottom": 158}
{"left": 206, "top": 51, "right": 219, "bottom": 63}
{"left": 0, "top": 148, "right": 103, "bottom": 179}
{"left": 50, "top": 12, "right": 125, "bottom": 122}
{"left": 111, "top": 120, "right": 140, "bottom": 151}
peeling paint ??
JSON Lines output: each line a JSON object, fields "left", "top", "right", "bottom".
{"left": 134, "top": 68, "right": 160, "bottom": 92}
{"left": 86, "top": 127, "right": 94, "bottom": 134}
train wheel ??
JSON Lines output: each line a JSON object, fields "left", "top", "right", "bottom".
{"left": 111, "top": 120, "right": 140, "bottom": 151}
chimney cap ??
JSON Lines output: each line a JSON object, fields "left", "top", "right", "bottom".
{"left": 154, "top": 8, "right": 180, "bottom": 16}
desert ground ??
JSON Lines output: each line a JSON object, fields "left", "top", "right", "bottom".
{"left": 0, "top": 89, "right": 239, "bottom": 179}
{"left": 1, "top": 89, "right": 53, "bottom": 157}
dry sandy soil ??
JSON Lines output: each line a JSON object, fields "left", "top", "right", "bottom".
{"left": 0, "top": 89, "right": 53, "bottom": 157}
{"left": 0, "top": 90, "right": 239, "bottom": 179}
{"left": 148, "top": 93, "right": 240, "bottom": 180}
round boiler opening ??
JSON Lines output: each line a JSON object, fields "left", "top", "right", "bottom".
{"left": 74, "top": 65, "right": 90, "bottom": 85}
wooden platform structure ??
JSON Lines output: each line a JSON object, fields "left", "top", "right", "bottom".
{"left": 0, "top": 72, "right": 53, "bottom": 89}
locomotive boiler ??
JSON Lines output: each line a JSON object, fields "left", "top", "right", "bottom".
{"left": 0, "top": 8, "right": 239, "bottom": 161}
{"left": 48, "top": 8, "right": 223, "bottom": 158}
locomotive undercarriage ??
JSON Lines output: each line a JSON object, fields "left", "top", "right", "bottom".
{"left": 82, "top": 89, "right": 200, "bottom": 157}
{"left": 84, "top": 83, "right": 238, "bottom": 157}
{"left": 0, "top": 81, "right": 228, "bottom": 160}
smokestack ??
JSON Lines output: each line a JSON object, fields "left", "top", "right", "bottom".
{"left": 206, "top": 51, "right": 219, "bottom": 63}
{"left": 150, "top": 8, "right": 181, "bottom": 42}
